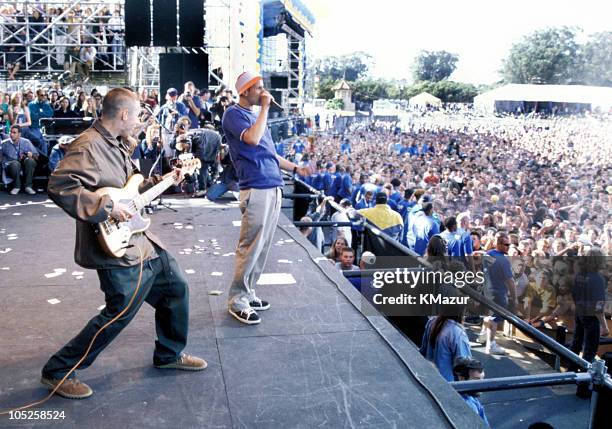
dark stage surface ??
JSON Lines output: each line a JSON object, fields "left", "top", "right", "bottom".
{"left": 0, "top": 194, "right": 486, "bottom": 429}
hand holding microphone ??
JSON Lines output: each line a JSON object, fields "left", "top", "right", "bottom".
{"left": 260, "top": 90, "right": 283, "bottom": 110}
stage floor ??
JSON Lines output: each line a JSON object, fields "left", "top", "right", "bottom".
{"left": 0, "top": 194, "right": 485, "bottom": 429}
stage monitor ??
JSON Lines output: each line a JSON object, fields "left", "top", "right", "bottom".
{"left": 125, "top": 0, "right": 151, "bottom": 47}
{"left": 159, "top": 54, "right": 209, "bottom": 98}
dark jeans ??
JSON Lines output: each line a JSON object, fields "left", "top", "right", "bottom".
{"left": 5, "top": 158, "right": 36, "bottom": 189}
{"left": 197, "top": 161, "right": 215, "bottom": 191}
{"left": 570, "top": 315, "right": 599, "bottom": 363}
{"left": 21, "top": 127, "right": 48, "bottom": 156}
{"left": 42, "top": 250, "right": 189, "bottom": 379}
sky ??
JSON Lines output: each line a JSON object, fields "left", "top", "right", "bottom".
{"left": 304, "top": 0, "right": 610, "bottom": 85}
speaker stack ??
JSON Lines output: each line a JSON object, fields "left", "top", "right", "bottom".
{"left": 124, "top": 0, "right": 208, "bottom": 91}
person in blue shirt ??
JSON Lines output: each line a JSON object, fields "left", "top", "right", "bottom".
{"left": 26, "top": 88, "right": 54, "bottom": 155}
{"left": 410, "top": 202, "right": 440, "bottom": 255}
{"left": 397, "top": 188, "right": 415, "bottom": 221}
{"left": 48, "top": 136, "right": 75, "bottom": 172}
{"left": 292, "top": 139, "right": 305, "bottom": 155}
{"left": 222, "top": 71, "right": 311, "bottom": 325}
{"left": 420, "top": 315, "right": 472, "bottom": 382}
{"left": 158, "top": 88, "right": 188, "bottom": 133}
{"left": 337, "top": 166, "right": 353, "bottom": 201}
{"left": 322, "top": 162, "right": 336, "bottom": 195}
{"left": 310, "top": 161, "right": 325, "bottom": 191}
{"left": 340, "top": 138, "right": 351, "bottom": 154}
{"left": 2, "top": 125, "right": 39, "bottom": 195}
{"left": 328, "top": 164, "right": 344, "bottom": 199}
{"left": 570, "top": 248, "right": 607, "bottom": 363}
{"left": 357, "top": 174, "right": 382, "bottom": 202}
{"left": 482, "top": 234, "right": 518, "bottom": 354}
{"left": 408, "top": 142, "right": 419, "bottom": 157}
{"left": 456, "top": 212, "right": 475, "bottom": 269}
{"left": 453, "top": 357, "right": 490, "bottom": 427}
{"left": 388, "top": 178, "right": 402, "bottom": 205}
{"left": 180, "top": 81, "right": 204, "bottom": 129}
{"left": 440, "top": 217, "right": 463, "bottom": 257}
{"left": 351, "top": 174, "right": 367, "bottom": 206}
{"left": 355, "top": 190, "right": 375, "bottom": 210}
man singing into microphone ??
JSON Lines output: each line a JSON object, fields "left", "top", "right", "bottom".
{"left": 222, "top": 71, "right": 311, "bottom": 324}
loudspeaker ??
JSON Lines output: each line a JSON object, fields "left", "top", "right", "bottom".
{"left": 153, "top": 0, "right": 177, "bottom": 47}
{"left": 124, "top": 0, "right": 151, "bottom": 47}
{"left": 179, "top": 0, "right": 205, "bottom": 47}
{"left": 269, "top": 90, "right": 283, "bottom": 114}
{"left": 270, "top": 76, "right": 288, "bottom": 89}
{"left": 159, "top": 54, "right": 209, "bottom": 98}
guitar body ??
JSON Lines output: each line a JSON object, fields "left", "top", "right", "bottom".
{"left": 94, "top": 158, "right": 200, "bottom": 258}
{"left": 96, "top": 175, "right": 151, "bottom": 258}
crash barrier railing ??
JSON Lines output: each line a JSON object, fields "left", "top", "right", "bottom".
{"left": 285, "top": 177, "right": 611, "bottom": 428}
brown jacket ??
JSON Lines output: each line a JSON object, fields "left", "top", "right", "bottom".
{"left": 48, "top": 121, "right": 165, "bottom": 269}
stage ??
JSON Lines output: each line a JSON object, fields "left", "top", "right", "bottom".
{"left": 0, "top": 193, "right": 485, "bottom": 428}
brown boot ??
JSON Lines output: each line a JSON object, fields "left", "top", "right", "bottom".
{"left": 155, "top": 353, "right": 208, "bottom": 371}
{"left": 41, "top": 376, "right": 93, "bottom": 399}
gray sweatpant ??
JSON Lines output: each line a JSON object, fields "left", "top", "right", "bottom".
{"left": 228, "top": 187, "right": 281, "bottom": 311}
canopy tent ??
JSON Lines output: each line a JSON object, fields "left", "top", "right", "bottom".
{"left": 474, "top": 84, "right": 612, "bottom": 114}
{"left": 409, "top": 92, "right": 442, "bottom": 108}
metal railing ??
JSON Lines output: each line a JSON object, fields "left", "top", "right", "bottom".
{"left": 0, "top": 0, "right": 126, "bottom": 74}
{"left": 287, "top": 175, "right": 611, "bottom": 428}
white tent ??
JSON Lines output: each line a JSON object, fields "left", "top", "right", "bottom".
{"left": 474, "top": 84, "right": 612, "bottom": 114}
{"left": 409, "top": 92, "right": 442, "bottom": 108}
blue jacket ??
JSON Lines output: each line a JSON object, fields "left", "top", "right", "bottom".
{"left": 411, "top": 211, "right": 440, "bottom": 255}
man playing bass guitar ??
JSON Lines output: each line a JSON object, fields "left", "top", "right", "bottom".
{"left": 41, "top": 88, "right": 207, "bottom": 400}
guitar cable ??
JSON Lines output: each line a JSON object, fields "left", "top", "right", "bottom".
{"left": 0, "top": 245, "right": 145, "bottom": 415}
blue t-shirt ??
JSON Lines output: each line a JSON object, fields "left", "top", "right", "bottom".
{"left": 420, "top": 318, "right": 472, "bottom": 382}
{"left": 462, "top": 395, "right": 489, "bottom": 426}
{"left": 185, "top": 95, "right": 203, "bottom": 129}
{"left": 440, "top": 230, "right": 463, "bottom": 257}
{"left": 221, "top": 105, "right": 283, "bottom": 190}
{"left": 292, "top": 140, "right": 305, "bottom": 154}
{"left": 411, "top": 212, "right": 440, "bottom": 256}
{"left": 486, "top": 249, "right": 513, "bottom": 298}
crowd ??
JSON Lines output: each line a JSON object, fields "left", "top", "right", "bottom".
{"left": 0, "top": 3, "right": 124, "bottom": 78}
{"left": 291, "top": 112, "right": 612, "bottom": 258}
{"left": 291, "top": 111, "right": 610, "bottom": 425}
{"left": 0, "top": 79, "right": 237, "bottom": 196}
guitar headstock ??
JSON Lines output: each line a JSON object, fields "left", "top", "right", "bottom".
{"left": 174, "top": 158, "right": 202, "bottom": 176}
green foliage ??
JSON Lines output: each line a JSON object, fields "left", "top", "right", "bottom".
{"left": 501, "top": 27, "right": 581, "bottom": 84}
{"left": 580, "top": 31, "right": 612, "bottom": 86}
{"left": 402, "top": 80, "right": 478, "bottom": 103}
{"left": 352, "top": 78, "right": 391, "bottom": 103}
{"left": 412, "top": 50, "right": 459, "bottom": 82}
{"left": 314, "top": 52, "right": 373, "bottom": 82}
{"left": 325, "top": 98, "right": 344, "bottom": 110}
{"left": 316, "top": 78, "right": 337, "bottom": 100}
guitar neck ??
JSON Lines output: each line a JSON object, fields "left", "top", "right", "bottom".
{"left": 135, "top": 175, "right": 176, "bottom": 210}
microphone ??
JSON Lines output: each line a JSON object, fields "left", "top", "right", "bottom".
{"left": 271, "top": 99, "right": 284, "bottom": 110}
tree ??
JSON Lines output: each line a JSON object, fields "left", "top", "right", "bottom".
{"left": 501, "top": 27, "right": 581, "bottom": 84}
{"left": 580, "top": 31, "right": 612, "bottom": 86}
{"left": 352, "top": 78, "right": 390, "bottom": 103}
{"left": 315, "top": 52, "right": 373, "bottom": 82}
{"left": 411, "top": 50, "right": 459, "bottom": 82}
{"left": 316, "top": 78, "right": 337, "bottom": 99}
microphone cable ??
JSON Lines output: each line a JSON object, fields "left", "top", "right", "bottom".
{"left": 0, "top": 245, "right": 145, "bottom": 415}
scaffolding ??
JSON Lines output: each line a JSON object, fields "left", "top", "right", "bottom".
{"left": 0, "top": 0, "right": 126, "bottom": 76}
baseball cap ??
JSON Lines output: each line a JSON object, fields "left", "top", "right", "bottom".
{"left": 167, "top": 88, "right": 178, "bottom": 97}
{"left": 360, "top": 251, "right": 376, "bottom": 265}
{"left": 235, "top": 71, "right": 262, "bottom": 95}
{"left": 375, "top": 192, "right": 388, "bottom": 204}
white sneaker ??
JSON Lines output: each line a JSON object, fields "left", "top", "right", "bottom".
{"left": 486, "top": 342, "right": 507, "bottom": 355}
{"left": 10, "top": 188, "right": 19, "bottom": 195}
{"left": 24, "top": 187, "right": 36, "bottom": 195}
{"left": 477, "top": 331, "right": 488, "bottom": 344}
